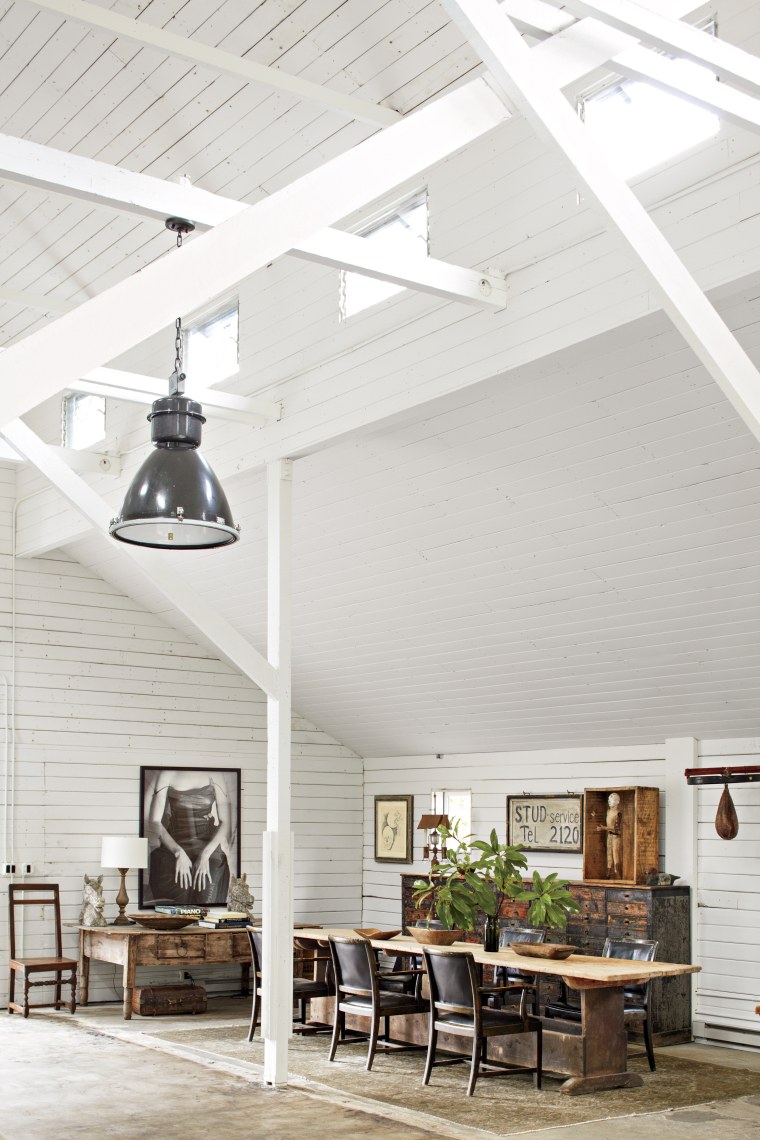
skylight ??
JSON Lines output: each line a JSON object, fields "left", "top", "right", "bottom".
{"left": 62, "top": 392, "right": 105, "bottom": 450}
{"left": 185, "top": 303, "right": 239, "bottom": 386}
{"left": 340, "top": 192, "right": 428, "bottom": 319}
{"left": 580, "top": 58, "right": 720, "bottom": 181}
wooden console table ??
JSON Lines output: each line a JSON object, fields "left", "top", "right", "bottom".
{"left": 77, "top": 925, "right": 250, "bottom": 1019}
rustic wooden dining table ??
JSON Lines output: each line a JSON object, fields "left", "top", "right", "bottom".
{"left": 295, "top": 927, "right": 700, "bottom": 1095}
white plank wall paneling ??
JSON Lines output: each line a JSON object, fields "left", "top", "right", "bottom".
{"left": 363, "top": 741, "right": 760, "bottom": 1049}
{"left": 693, "top": 737, "right": 760, "bottom": 1047}
{"left": 0, "top": 468, "right": 363, "bottom": 1007}
{"left": 361, "top": 744, "right": 668, "bottom": 926}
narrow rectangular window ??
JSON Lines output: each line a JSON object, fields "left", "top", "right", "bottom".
{"left": 340, "top": 192, "right": 428, "bottom": 319}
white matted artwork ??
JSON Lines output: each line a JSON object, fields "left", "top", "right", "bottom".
{"left": 374, "top": 795, "right": 414, "bottom": 863}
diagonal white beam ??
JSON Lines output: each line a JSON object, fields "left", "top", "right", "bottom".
{"left": 0, "top": 133, "right": 506, "bottom": 311}
{"left": 444, "top": 0, "right": 760, "bottom": 443}
{"left": 0, "top": 78, "right": 510, "bottom": 429}
{"left": 0, "top": 285, "right": 73, "bottom": 315}
{"left": 548, "top": 0, "right": 760, "bottom": 95}
{"left": 30, "top": 0, "right": 400, "bottom": 127}
{"left": 0, "top": 418, "right": 280, "bottom": 699}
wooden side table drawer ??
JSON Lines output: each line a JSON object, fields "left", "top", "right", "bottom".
{"left": 155, "top": 935, "right": 207, "bottom": 961}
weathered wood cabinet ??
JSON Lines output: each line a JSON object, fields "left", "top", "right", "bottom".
{"left": 401, "top": 875, "right": 692, "bottom": 1044}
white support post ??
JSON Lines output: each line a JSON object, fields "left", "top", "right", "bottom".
{"left": 443, "top": 0, "right": 760, "bottom": 444}
{"left": 262, "top": 459, "right": 294, "bottom": 1086}
{"left": 664, "top": 736, "right": 700, "bottom": 1013}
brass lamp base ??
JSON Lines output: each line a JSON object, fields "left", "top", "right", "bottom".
{"left": 112, "top": 867, "right": 134, "bottom": 925}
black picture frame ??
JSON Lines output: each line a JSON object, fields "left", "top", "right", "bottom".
{"left": 139, "top": 766, "right": 241, "bottom": 908}
{"left": 507, "top": 793, "right": 584, "bottom": 853}
{"left": 374, "top": 794, "right": 414, "bottom": 863}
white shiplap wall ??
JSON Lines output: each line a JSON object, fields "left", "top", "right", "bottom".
{"left": 362, "top": 744, "right": 668, "bottom": 926}
{"left": 0, "top": 462, "right": 363, "bottom": 1006}
{"left": 694, "top": 737, "right": 760, "bottom": 1046}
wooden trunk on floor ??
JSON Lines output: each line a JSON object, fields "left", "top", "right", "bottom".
{"left": 131, "top": 984, "right": 207, "bottom": 1016}
{"left": 401, "top": 875, "right": 692, "bottom": 1045}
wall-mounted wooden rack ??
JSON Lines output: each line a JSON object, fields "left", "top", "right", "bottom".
{"left": 684, "top": 764, "right": 760, "bottom": 786}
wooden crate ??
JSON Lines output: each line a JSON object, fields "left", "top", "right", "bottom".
{"left": 582, "top": 786, "right": 659, "bottom": 885}
{"left": 131, "top": 984, "right": 207, "bottom": 1016}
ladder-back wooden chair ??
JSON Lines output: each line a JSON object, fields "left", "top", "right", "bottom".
{"left": 8, "top": 883, "right": 77, "bottom": 1017}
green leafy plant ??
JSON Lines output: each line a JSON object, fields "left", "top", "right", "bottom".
{"left": 470, "top": 829, "right": 581, "bottom": 930}
{"left": 411, "top": 820, "right": 493, "bottom": 931}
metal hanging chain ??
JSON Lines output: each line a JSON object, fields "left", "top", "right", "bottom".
{"left": 174, "top": 317, "right": 183, "bottom": 374}
{"left": 170, "top": 317, "right": 186, "bottom": 396}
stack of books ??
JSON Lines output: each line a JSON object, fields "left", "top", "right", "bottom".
{"left": 196, "top": 910, "right": 250, "bottom": 929}
{"left": 155, "top": 904, "right": 205, "bottom": 919}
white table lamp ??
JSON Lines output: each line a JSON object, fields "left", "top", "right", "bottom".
{"left": 101, "top": 836, "right": 149, "bottom": 925}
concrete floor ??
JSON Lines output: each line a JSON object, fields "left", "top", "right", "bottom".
{"left": 2, "top": 1000, "right": 760, "bottom": 1139}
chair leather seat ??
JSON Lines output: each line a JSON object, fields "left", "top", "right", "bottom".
{"left": 293, "top": 977, "right": 330, "bottom": 997}
{"left": 437, "top": 1008, "right": 528, "bottom": 1030}
{"left": 341, "top": 991, "right": 428, "bottom": 1014}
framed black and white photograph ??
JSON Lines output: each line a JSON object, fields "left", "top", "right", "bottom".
{"left": 139, "top": 766, "right": 241, "bottom": 908}
{"left": 374, "top": 794, "right": 414, "bottom": 863}
{"left": 507, "top": 793, "right": 583, "bottom": 853}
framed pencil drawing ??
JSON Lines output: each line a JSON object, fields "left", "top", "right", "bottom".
{"left": 139, "top": 766, "right": 241, "bottom": 908}
{"left": 374, "top": 795, "right": 414, "bottom": 863}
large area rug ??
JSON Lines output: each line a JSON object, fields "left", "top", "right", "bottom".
{"left": 151, "top": 1023, "right": 760, "bottom": 1135}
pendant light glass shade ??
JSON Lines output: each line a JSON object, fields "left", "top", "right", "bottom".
{"left": 109, "top": 392, "right": 239, "bottom": 549}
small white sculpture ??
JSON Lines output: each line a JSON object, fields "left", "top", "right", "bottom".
{"left": 227, "top": 872, "right": 255, "bottom": 919}
{"left": 79, "top": 873, "right": 108, "bottom": 927}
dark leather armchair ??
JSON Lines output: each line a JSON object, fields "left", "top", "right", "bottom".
{"left": 422, "top": 946, "right": 542, "bottom": 1097}
{"left": 328, "top": 935, "right": 428, "bottom": 1070}
{"left": 247, "top": 928, "right": 332, "bottom": 1041}
{"left": 491, "top": 925, "right": 546, "bottom": 1015}
{"left": 544, "top": 936, "right": 658, "bottom": 1070}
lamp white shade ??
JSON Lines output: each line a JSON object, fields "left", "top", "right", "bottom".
{"left": 101, "top": 835, "right": 149, "bottom": 869}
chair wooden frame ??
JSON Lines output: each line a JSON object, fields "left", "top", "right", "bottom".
{"left": 544, "top": 936, "right": 658, "bottom": 1070}
{"left": 422, "top": 945, "right": 542, "bottom": 1097}
{"left": 246, "top": 928, "right": 332, "bottom": 1041}
{"left": 327, "top": 934, "right": 428, "bottom": 1071}
{"left": 8, "top": 883, "right": 77, "bottom": 1017}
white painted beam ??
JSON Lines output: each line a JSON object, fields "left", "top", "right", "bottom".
{"left": 0, "top": 78, "right": 510, "bottom": 428}
{"left": 29, "top": 0, "right": 400, "bottom": 127}
{"left": 77, "top": 369, "right": 280, "bottom": 427}
{"left": 0, "top": 419, "right": 280, "bottom": 700}
{"left": 0, "top": 134, "right": 506, "bottom": 311}
{"left": 295, "top": 229, "right": 507, "bottom": 309}
{"left": 262, "top": 459, "right": 294, "bottom": 1087}
{"left": 443, "top": 2, "right": 760, "bottom": 442}
{"left": 0, "top": 285, "right": 73, "bottom": 315}
{"left": 549, "top": 0, "right": 760, "bottom": 95}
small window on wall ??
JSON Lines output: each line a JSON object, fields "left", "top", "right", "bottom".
{"left": 62, "top": 393, "right": 105, "bottom": 450}
{"left": 432, "top": 788, "right": 472, "bottom": 845}
{"left": 578, "top": 20, "right": 719, "bottom": 180}
{"left": 185, "top": 303, "right": 239, "bottom": 386}
{"left": 340, "top": 191, "right": 428, "bottom": 319}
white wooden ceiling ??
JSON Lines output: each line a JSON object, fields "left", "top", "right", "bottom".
{"left": 4, "top": 0, "right": 760, "bottom": 757}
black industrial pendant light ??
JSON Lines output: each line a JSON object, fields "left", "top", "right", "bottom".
{"left": 109, "top": 315, "right": 240, "bottom": 550}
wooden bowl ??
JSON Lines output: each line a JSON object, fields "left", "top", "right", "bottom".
{"left": 510, "top": 942, "right": 576, "bottom": 960}
{"left": 407, "top": 926, "right": 464, "bottom": 946}
{"left": 127, "top": 913, "right": 197, "bottom": 931}
{"left": 353, "top": 928, "right": 401, "bottom": 940}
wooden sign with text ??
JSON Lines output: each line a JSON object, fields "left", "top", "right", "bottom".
{"left": 507, "top": 794, "right": 583, "bottom": 853}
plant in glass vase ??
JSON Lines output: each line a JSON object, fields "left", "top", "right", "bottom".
{"left": 471, "top": 829, "right": 580, "bottom": 950}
